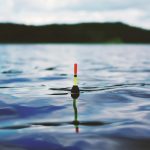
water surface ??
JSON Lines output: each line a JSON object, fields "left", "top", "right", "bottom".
{"left": 0, "top": 44, "right": 150, "bottom": 150}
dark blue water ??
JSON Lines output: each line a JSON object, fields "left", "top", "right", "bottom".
{"left": 0, "top": 44, "right": 150, "bottom": 150}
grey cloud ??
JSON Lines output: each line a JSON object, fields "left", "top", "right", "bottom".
{"left": 2, "top": 0, "right": 150, "bottom": 13}
{"left": 0, "top": 0, "right": 149, "bottom": 29}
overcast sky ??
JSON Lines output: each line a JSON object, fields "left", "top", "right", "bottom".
{"left": 0, "top": 0, "right": 150, "bottom": 29}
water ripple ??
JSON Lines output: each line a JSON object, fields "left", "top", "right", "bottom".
{"left": 0, "top": 44, "right": 150, "bottom": 150}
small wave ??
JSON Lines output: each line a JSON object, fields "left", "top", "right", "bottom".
{"left": 0, "top": 120, "right": 109, "bottom": 130}
{"left": 109, "top": 69, "right": 150, "bottom": 73}
{"left": 0, "top": 107, "right": 17, "bottom": 117}
{"left": 59, "top": 74, "right": 67, "bottom": 76}
{"left": 45, "top": 67, "right": 56, "bottom": 71}
{"left": 33, "top": 121, "right": 108, "bottom": 127}
{"left": 1, "top": 70, "right": 22, "bottom": 74}
{"left": 0, "top": 78, "right": 31, "bottom": 84}
{"left": 50, "top": 87, "right": 70, "bottom": 91}
{"left": 39, "top": 76, "right": 66, "bottom": 81}
{"left": 0, "top": 86, "right": 12, "bottom": 89}
{"left": 0, "top": 124, "right": 31, "bottom": 130}
{"left": 49, "top": 93, "right": 68, "bottom": 95}
{"left": 49, "top": 83, "right": 150, "bottom": 93}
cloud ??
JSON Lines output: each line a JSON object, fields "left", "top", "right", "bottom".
{"left": 0, "top": 0, "right": 150, "bottom": 29}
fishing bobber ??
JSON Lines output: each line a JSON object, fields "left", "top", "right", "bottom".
{"left": 71, "top": 64, "right": 80, "bottom": 99}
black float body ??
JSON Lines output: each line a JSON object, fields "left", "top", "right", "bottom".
{"left": 71, "top": 85, "right": 80, "bottom": 99}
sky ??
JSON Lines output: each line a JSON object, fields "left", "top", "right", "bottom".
{"left": 0, "top": 0, "right": 150, "bottom": 29}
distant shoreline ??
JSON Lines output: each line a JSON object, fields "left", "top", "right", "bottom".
{"left": 0, "top": 22, "right": 150, "bottom": 43}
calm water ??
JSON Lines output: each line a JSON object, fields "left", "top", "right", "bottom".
{"left": 0, "top": 44, "right": 150, "bottom": 150}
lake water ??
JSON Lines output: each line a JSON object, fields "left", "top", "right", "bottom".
{"left": 0, "top": 44, "right": 150, "bottom": 150}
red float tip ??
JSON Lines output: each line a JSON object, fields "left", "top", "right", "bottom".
{"left": 74, "top": 64, "right": 77, "bottom": 75}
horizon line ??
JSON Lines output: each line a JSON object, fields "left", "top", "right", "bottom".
{"left": 0, "top": 21, "right": 149, "bottom": 31}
